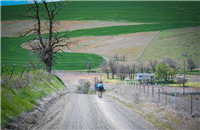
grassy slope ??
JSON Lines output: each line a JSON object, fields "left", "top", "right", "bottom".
{"left": 1, "top": 72, "right": 67, "bottom": 127}
{"left": 1, "top": 37, "right": 104, "bottom": 70}
{"left": 141, "top": 27, "right": 200, "bottom": 68}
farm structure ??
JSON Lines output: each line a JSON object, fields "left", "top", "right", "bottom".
{"left": 137, "top": 73, "right": 155, "bottom": 81}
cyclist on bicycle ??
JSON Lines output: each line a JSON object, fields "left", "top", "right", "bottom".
{"left": 97, "top": 81, "right": 104, "bottom": 96}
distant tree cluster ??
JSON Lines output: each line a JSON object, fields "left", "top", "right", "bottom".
{"left": 113, "top": 54, "right": 126, "bottom": 61}
{"left": 101, "top": 56, "right": 197, "bottom": 84}
{"left": 187, "top": 57, "right": 197, "bottom": 71}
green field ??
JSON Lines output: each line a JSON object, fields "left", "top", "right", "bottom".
{"left": 66, "top": 23, "right": 199, "bottom": 38}
{"left": 1, "top": 37, "right": 104, "bottom": 71}
{"left": 2, "top": 1, "right": 200, "bottom": 24}
{"left": 2, "top": 1, "right": 200, "bottom": 32}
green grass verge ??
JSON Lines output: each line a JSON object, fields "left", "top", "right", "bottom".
{"left": 182, "top": 70, "right": 200, "bottom": 76}
{"left": 1, "top": 72, "right": 66, "bottom": 127}
{"left": 1, "top": 37, "right": 104, "bottom": 71}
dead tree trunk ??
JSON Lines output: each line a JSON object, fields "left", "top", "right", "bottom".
{"left": 16, "top": 0, "right": 76, "bottom": 73}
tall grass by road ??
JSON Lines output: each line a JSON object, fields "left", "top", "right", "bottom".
{"left": 1, "top": 72, "right": 66, "bottom": 127}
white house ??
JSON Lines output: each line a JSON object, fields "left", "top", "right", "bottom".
{"left": 137, "top": 73, "right": 155, "bottom": 81}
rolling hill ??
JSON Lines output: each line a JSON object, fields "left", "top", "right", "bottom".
{"left": 1, "top": 1, "right": 200, "bottom": 70}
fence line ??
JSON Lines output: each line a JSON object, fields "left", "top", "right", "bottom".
{"left": 1, "top": 64, "right": 56, "bottom": 80}
{"left": 116, "top": 81, "right": 200, "bottom": 116}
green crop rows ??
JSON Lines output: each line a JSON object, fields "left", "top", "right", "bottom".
{"left": 2, "top": 1, "right": 200, "bottom": 24}
{"left": 1, "top": 37, "right": 104, "bottom": 71}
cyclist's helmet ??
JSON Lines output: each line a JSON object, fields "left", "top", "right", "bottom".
{"left": 99, "top": 81, "right": 102, "bottom": 83}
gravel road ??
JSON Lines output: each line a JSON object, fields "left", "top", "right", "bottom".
{"left": 32, "top": 93, "right": 157, "bottom": 130}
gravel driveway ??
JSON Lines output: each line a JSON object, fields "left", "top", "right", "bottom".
{"left": 32, "top": 93, "right": 157, "bottom": 130}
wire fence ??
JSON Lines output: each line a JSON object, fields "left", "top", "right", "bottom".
{"left": 0, "top": 63, "right": 57, "bottom": 81}
{"left": 116, "top": 81, "right": 200, "bottom": 116}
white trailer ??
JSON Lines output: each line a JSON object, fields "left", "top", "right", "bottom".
{"left": 136, "top": 73, "right": 154, "bottom": 81}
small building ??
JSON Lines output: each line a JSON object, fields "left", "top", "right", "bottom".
{"left": 137, "top": 73, "right": 154, "bottom": 81}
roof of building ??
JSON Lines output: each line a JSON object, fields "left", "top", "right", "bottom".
{"left": 137, "top": 73, "right": 154, "bottom": 76}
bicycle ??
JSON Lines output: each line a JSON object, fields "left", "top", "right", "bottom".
{"left": 98, "top": 91, "right": 102, "bottom": 100}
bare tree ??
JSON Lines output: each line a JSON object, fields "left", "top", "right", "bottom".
{"left": 137, "top": 60, "right": 144, "bottom": 73}
{"left": 88, "top": 61, "right": 91, "bottom": 74}
{"left": 116, "top": 64, "right": 128, "bottom": 81}
{"left": 176, "top": 77, "right": 188, "bottom": 87}
{"left": 144, "top": 65, "right": 150, "bottom": 73}
{"left": 131, "top": 63, "right": 136, "bottom": 79}
{"left": 163, "top": 57, "right": 177, "bottom": 70}
{"left": 108, "top": 58, "right": 118, "bottom": 79}
{"left": 122, "top": 54, "right": 126, "bottom": 61}
{"left": 16, "top": 0, "right": 77, "bottom": 73}
{"left": 127, "top": 63, "right": 136, "bottom": 79}
{"left": 149, "top": 59, "right": 158, "bottom": 72}
{"left": 113, "top": 54, "right": 119, "bottom": 61}
{"left": 100, "top": 61, "right": 110, "bottom": 79}
{"left": 127, "top": 65, "right": 131, "bottom": 79}
{"left": 187, "top": 57, "right": 197, "bottom": 71}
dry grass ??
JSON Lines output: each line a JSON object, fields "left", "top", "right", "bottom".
{"left": 105, "top": 85, "right": 200, "bottom": 130}
{"left": 64, "top": 32, "right": 157, "bottom": 62}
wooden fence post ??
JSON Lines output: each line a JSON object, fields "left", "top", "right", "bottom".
{"left": 165, "top": 91, "right": 167, "bottom": 106}
{"left": 147, "top": 84, "right": 149, "bottom": 98}
{"left": 20, "top": 65, "right": 26, "bottom": 79}
{"left": 27, "top": 65, "right": 30, "bottom": 76}
{"left": 174, "top": 88, "right": 177, "bottom": 108}
{"left": 158, "top": 85, "right": 160, "bottom": 102}
{"left": 1, "top": 64, "right": 4, "bottom": 75}
{"left": 191, "top": 89, "right": 193, "bottom": 114}
{"left": 152, "top": 85, "right": 154, "bottom": 98}
{"left": 9, "top": 64, "right": 16, "bottom": 80}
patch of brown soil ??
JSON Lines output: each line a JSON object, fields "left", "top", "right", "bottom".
{"left": 1, "top": 21, "right": 16, "bottom": 24}
{"left": 22, "top": 31, "right": 158, "bottom": 63}
{"left": 58, "top": 21, "right": 144, "bottom": 31}
{"left": 63, "top": 31, "right": 158, "bottom": 62}
{"left": 1, "top": 20, "right": 144, "bottom": 37}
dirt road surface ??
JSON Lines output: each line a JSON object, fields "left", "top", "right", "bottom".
{"left": 30, "top": 73, "right": 157, "bottom": 129}
{"left": 32, "top": 93, "right": 157, "bottom": 130}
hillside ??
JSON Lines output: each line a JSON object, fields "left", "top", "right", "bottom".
{"left": 141, "top": 26, "right": 200, "bottom": 68}
{"left": 1, "top": 71, "right": 68, "bottom": 127}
